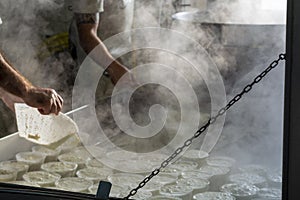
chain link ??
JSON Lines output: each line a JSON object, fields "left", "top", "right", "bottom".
{"left": 123, "top": 53, "right": 286, "bottom": 200}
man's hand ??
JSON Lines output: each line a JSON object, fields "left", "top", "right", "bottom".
{"left": 0, "top": 52, "right": 63, "bottom": 115}
{"left": 107, "top": 61, "right": 136, "bottom": 86}
{"left": 22, "top": 87, "right": 63, "bottom": 115}
{"left": 107, "top": 63, "right": 129, "bottom": 85}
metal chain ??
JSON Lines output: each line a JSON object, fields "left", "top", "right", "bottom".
{"left": 123, "top": 53, "right": 286, "bottom": 200}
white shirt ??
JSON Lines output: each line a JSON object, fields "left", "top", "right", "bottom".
{"left": 65, "top": 0, "right": 104, "bottom": 13}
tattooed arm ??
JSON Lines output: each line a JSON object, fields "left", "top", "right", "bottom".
{"left": 0, "top": 52, "right": 63, "bottom": 114}
{"left": 75, "top": 13, "right": 130, "bottom": 85}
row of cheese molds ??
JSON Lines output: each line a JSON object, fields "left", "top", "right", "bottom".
{"left": 0, "top": 134, "right": 282, "bottom": 200}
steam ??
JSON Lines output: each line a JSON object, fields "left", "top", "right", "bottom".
{"left": 0, "top": 0, "right": 286, "bottom": 172}
{"left": 130, "top": 0, "right": 286, "bottom": 169}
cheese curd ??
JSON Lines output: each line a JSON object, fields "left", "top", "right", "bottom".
{"left": 76, "top": 167, "right": 109, "bottom": 183}
{"left": 176, "top": 178, "right": 209, "bottom": 194}
{"left": 86, "top": 159, "right": 106, "bottom": 168}
{"left": 110, "top": 185, "right": 130, "bottom": 197}
{"left": 160, "top": 184, "right": 193, "bottom": 200}
{"left": 108, "top": 173, "right": 144, "bottom": 188}
{"left": 198, "top": 165, "right": 230, "bottom": 176}
{"left": 193, "top": 192, "right": 236, "bottom": 200}
{"left": 220, "top": 183, "right": 259, "bottom": 199}
{"left": 32, "top": 146, "right": 60, "bottom": 162}
{"left": 58, "top": 152, "right": 90, "bottom": 169}
{"left": 0, "top": 168, "right": 17, "bottom": 182}
{"left": 151, "top": 173, "right": 178, "bottom": 185}
{"left": 41, "top": 162, "right": 77, "bottom": 177}
{"left": 130, "top": 180, "right": 163, "bottom": 195}
{"left": 16, "top": 152, "right": 46, "bottom": 171}
{"left": 205, "top": 156, "right": 235, "bottom": 168}
{"left": 228, "top": 173, "right": 267, "bottom": 187}
{"left": 118, "top": 190, "right": 152, "bottom": 199}
{"left": 171, "top": 160, "right": 198, "bottom": 172}
{"left": 55, "top": 177, "right": 93, "bottom": 193}
{"left": 181, "top": 170, "right": 212, "bottom": 180}
{"left": 23, "top": 171, "right": 61, "bottom": 187}
{"left": 0, "top": 160, "right": 29, "bottom": 180}
{"left": 148, "top": 196, "right": 182, "bottom": 200}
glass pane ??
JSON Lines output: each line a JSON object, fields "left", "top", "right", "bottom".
{"left": 0, "top": 0, "right": 286, "bottom": 199}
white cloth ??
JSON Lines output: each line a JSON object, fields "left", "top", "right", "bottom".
{"left": 98, "top": 0, "right": 134, "bottom": 40}
{"left": 65, "top": 0, "right": 104, "bottom": 13}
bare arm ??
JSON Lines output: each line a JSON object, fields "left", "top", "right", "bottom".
{"left": 0, "top": 52, "right": 63, "bottom": 115}
{"left": 75, "top": 13, "right": 130, "bottom": 85}
{"left": 0, "top": 53, "right": 31, "bottom": 98}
